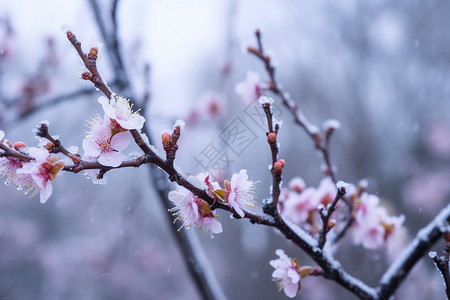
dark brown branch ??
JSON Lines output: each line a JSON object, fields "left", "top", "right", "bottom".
{"left": 376, "top": 203, "right": 450, "bottom": 299}
{"left": 35, "top": 123, "right": 81, "bottom": 165}
{"left": 66, "top": 31, "right": 111, "bottom": 98}
{"left": 318, "top": 186, "right": 347, "bottom": 248}
{"left": 0, "top": 142, "right": 33, "bottom": 162}
{"left": 429, "top": 231, "right": 450, "bottom": 299}
{"left": 262, "top": 102, "right": 283, "bottom": 210}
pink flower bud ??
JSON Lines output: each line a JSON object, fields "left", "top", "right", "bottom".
{"left": 267, "top": 132, "right": 277, "bottom": 143}
{"left": 90, "top": 47, "right": 98, "bottom": 56}
{"left": 328, "top": 219, "right": 336, "bottom": 229}
{"left": 13, "top": 141, "right": 26, "bottom": 150}
{"left": 274, "top": 159, "right": 285, "bottom": 172}
{"left": 81, "top": 72, "right": 93, "bottom": 81}
{"left": 162, "top": 132, "right": 171, "bottom": 146}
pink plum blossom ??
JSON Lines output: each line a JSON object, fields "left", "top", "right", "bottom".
{"left": 17, "top": 147, "right": 64, "bottom": 203}
{"left": 270, "top": 249, "right": 313, "bottom": 298}
{"left": 235, "top": 71, "right": 263, "bottom": 104}
{"left": 314, "top": 177, "right": 337, "bottom": 208}
{"left": 168, "top": 174, "right": 222, "bottom": 235}
{"left": 0, "top": 135, "right": 35, "bottom": 190}
{"left": 283, "top": 187, "right": 318, "bottom": 224}
{"left": 352, "top": 193, "right": 405, "bottom": 250}
{"left": 98, "top": 95, "right": 145, "bottom": 130}
{"left": 199, "top": 91, "right": 226, "bottom": 120}
{"left": 0, "top": 156, "right": 34, "bottom": 189}
{"left": 288, "top": 177, "right": 306, "bottom": 194}
{"left": 224, "top": 169, "right": 256, "bottom": 217}
{"left": 82, "top": 115, "right": 132, "bottom": 167}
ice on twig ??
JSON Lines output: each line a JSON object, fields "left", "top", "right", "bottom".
{"left": 174, "top": 119, "right": 185, "bottom": 131}
{"left": 428, "top": 251, "right": 437, "bottom": 259}
{"left": 336, "top": 181, "right": 351, "bottom": 193}
{"left": 258, "top": 96, "right": 274, "bottom": 105}
{"left": 323, "top": 119, "right": 341, "bottom": 131}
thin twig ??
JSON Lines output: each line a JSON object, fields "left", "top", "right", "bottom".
{"left": 318, "top": 187, "right": 347, "bottom": 248}
{"left": 248, "top": 30, "right": 337, "bottom": 183}
{"left": 377, "top": 203, "right": 450, "bottom": 299}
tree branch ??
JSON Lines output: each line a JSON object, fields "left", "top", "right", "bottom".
{"left": 377, "top": 203, "right": 450, "bottom": 299}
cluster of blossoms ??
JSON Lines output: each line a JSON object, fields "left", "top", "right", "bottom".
{"left": 168, "top": 169, "right": 256, "bottom": 235}
{"left": 0, "top": 93, "right": 147, "bottom": 201}
{"left": 279, "top": 177, "right": 339, "bottom": 234}
{"left": 0, "top": 130, "right": 64, "bottom": 203}
{"left": 82, "top": 96, "right": 145, "bottom": 168}
{"left": 269, "top": 249, "right": 313, "bottom": 298}
{"left": 350, "top": 190, "right": 405, "bottom": 251}
{"left": 279, "top": 176, "right": 405, "bottom": 251}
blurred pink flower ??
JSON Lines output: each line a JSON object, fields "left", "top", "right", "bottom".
{"left": 224, "top": 169, "right": 256, "bottom": 217}
{"left": 98, "top": 95, "right": 145, "bottom": 130}
{"left": 82, "top": 115, "right": 132, "bottom": 167}
{"left": 314, "top": 177, "right": 337, "bottom": 208}
{"left": 402, "top": 171, "right": 450, "bottom": 214}
{"left": 283, "top": 188, "right": 318, "bottom": 224}
{"left": 235, "top": 71, "right": 263, "bottom": 104}
{"left": 425, "top": 120, "right": 450, "bottom": 158}
{"left": 17, "top": 147, "right": 64, "bottom": 203}
{"left": 200, "top": 91, "right": 226, "bottom": 119}
{"left": 0, "top": 156, "right": 33, "bottom": 189}
{"left": 270, "top": 249, "right": 312, "bottom": 298}
{"left": 288, "top": 177, "right": 306, "bottom": 193}
{"left": 352, "top": 193, "right": 405, "bottom": 250}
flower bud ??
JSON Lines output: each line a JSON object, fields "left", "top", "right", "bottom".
{"left": 273, "top": 159, "right": 285, "bottom": 172}
{"left": 44, "top": 142, "right": 55, "bottom": 150}
{"left": 328, "top": 219, "right": 336, "bottom": 229}
{"left": 81, "top": 72, "right": 93, "bottom": 81}
{"left": 90, "top": 47, "right": 98, "bottom": 56}
{"left": 13, "top": 141, "right": 26, "bottom": 150}
{"left": 267, "top": 132, "right": 277, "bottom": 143}
{"left": 161, "top": 132, "right": 171, "bottom": 146}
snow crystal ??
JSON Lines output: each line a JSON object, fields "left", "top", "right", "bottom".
{"left": 380, "top": 203, "right": 450, "bottom": 285}
{"left": 258, "top": 96, "right": 274, "bottom": 105}
{"left": 283, "top": 218, "right": 318, "bottom": 247}
{"left": 174, "top": 119, "right": 185, "bottom": 131}
{"left": 358, "top": 179, "right": 369, "bottom": 189}
{"left": 67, "top": 145, "right": 79, "bottom": 154}
{"left": 39, "top": 120, "right": 50, "bottom": 127}
{"left": 140, "top": 132, "right": 150, "bottom": 145}
{"left": 60, "top": 24, "right": 72, "bottom": 34}
{"left": 336, "top": 181, "right": 351, "bottom": 193}
{"left": 323, "top": 119, "right": 341, "bottom": 130}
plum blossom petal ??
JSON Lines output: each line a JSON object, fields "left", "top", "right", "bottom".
{"left": 352, "top": 192, "right": 406, "bottom": 250}
{"left": 225, "top": 169, "right": 256, "bottom": 217}
{"left": 235, "top": 71, "right": 263, "bottom": 104}
{"left": 98, "top": 95, "right": 145, "bottom": 130}
{"left": 82, "top": 114, "right": 130, "bottom": 167}
{"left": 82, "top": 137, "right": 102, "bottom": 158}
{"left": 17, "top": 147, "right": 63, "bottom": 203}
{"left": 270, "top": 249, "right": 312, "bottom": 298}
{"left": 168, "top": 175, "right": 223, "bottom": 235}
{"left": 110, "top": 131, "right": 132, "bottom": 151}
{"left": 98, "top": 150, "right": 123, "bottom": 167}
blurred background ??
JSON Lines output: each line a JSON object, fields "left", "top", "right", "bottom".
{"left": 0, "top": 0, "right": 449, "bottom": 299}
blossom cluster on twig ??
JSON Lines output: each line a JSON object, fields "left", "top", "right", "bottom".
{"left": 0, "top": 28, "right": 449, "bottom": 300}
